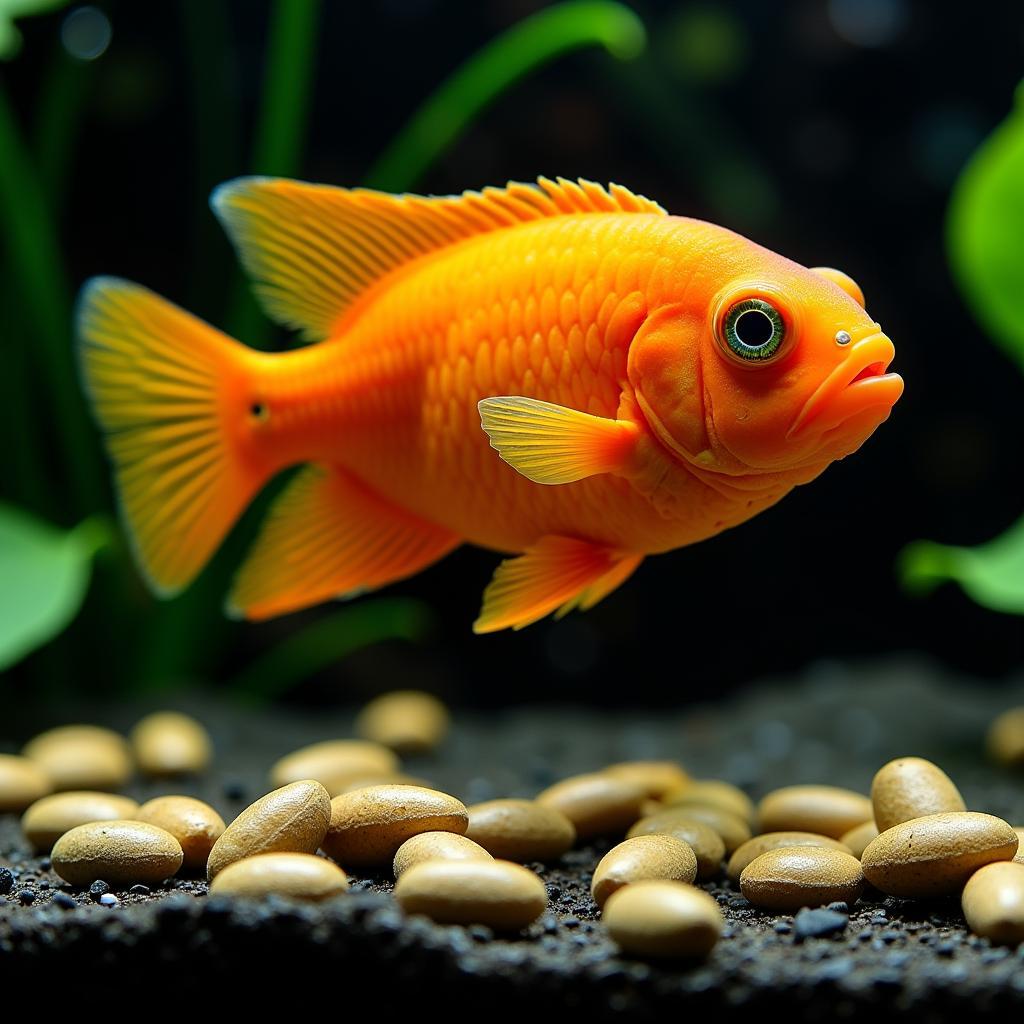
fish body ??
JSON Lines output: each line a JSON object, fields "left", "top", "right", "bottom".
{"left": 78, "top": 177, "right": 903, "bottom": 631}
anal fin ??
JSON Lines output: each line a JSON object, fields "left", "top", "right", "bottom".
{"left": 474, "top": 536, "right": 642, "bottom": 633}
{"left": 229, "top": 465, "right": 459, "bottom": 620}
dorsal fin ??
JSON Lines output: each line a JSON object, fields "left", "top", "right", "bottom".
{"left": 211, "top": 176, "right": 666, "bottom": 343}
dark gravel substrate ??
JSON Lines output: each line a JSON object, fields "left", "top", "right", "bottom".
{"left": 3, "top": 656, "right": 1024, "bottom": 1017}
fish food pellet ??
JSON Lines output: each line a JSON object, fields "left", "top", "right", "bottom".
{"left": 757, "top": 785, "right": 873, "bottom": 839}
{"left": 393, "top": 831, "right": 493, "bottom": 878}
{"left": 0, "top": 755, "right": 52, "bottom": 812}
{"left": 663, "top": 779, "right": 756, "bottom": 824}
{"left": 322, "top": 784, "right": 468, "bottom": 866}
{"left": 627, "top": 812, "right": 726, "bottom": 880}
{"left": 535, "top": 773, "right": 646, "bottom": 840}
{"left": 840, "top": 820, "right": 880, "bottom": 859}
{"left": 602, "top": 761, "right": 690, "bottom": 799}
{"left": 603, "top": 880, "right": 723, "bottom": 959}
{"left": 465, "top": 799, "right": 576, "bottom": 861}
{"left": 23, "top": 725, "right": 133, "bottom": 792}
{"left": 355, "top": 690, "right": 450, "bottom": 753}
{"left": 987, "top": 707, "right": 1024, "bottom": 766}
{"left": 961, "top": 861, "right": 1024, "bottom": 944}
{"left": 871, "top": 757, "right": 965, "bottom": 831}
{"left": 328, "top": 773, "right": 434, "bottom": 796}
{"left": 21, "top": 792, "right": 141, "bottom": 852}
{"left": 135, "top": 796, "right": 226, "bottom": 872}
{"left": 1014, "top": 828, "right": 1024, "bottom": 865}
{"left": 739, "top": 847, "right": 865, "bottom": 911}
{"left": 130, "top": 711, "right": 212, "bottom": 776}
{"left": 209, "top": 852, "right": 349, "bottom": 901}
{"left": 591, "top": 834, "right": 698, "bottom": 907}
{"left": 51, "top": 820, "right": 183, "bottom": 887}
{"left": 269, "top": 740, "right": 399, "bottom": 792}
{"left": 861, "top": 811, "right": 1019, "bottom": 898}
{"left": 726, "top": 832, "right": 854, "bottom": 884}
{"left": 645, "top": 803, "right": 750, "bottom": 854}
{"left": 206, "top": 780, "right": 331, "bottom": 880}
{"left": 394, "top": 859, "right": 547, "bottom": 930}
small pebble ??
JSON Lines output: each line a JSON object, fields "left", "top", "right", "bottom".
{"left": 466, "top": 799, "right": 576, "bottom": 861}
{"left": 98, "top": 893, "right": 118, "bottom": 907}
{"left": 871, "top": 757, "right": 965, "bottom": 832}
{"left": 536, "top": 773, "right": 645, "bottom": 841}
{"left": 130, "top": 711, "right": 212, "bottom": 776}
{"left": 129, "top": 884, "right": 150, "bottom": 895}
{"left": 355, "top": 690, "right": 450, "bottom": 754}
{"left": 757, "top": 785, "right": 873, "bottom": 840}
{"left": 17, "top": 888, "right": 35, "bottom": 905}
{"left": 591, "top": 835, "right": 698, "bottom": 907}
{"left": 0, "top": 867, "right": 13, "bottom": 894}
{"left": 52, "top": 892, "right": 76, "bottom": 910}
{"left": 22, "top": 725, "right": 132, "bottom": 792}
{"left": 89, "top": 879, "right": 110, "bottom": 899}
{"left": 794, "top": 907, "right": 848, "bottom": 940}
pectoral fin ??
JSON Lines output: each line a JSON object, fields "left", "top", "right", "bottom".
{"left": 478, "top": 396, "right": 639, "bottom": 484}
{"left": 473, "top": 536, "right": 643, "bottom": 633}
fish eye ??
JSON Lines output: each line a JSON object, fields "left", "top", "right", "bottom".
{"left": 720, "top": 298, "right": 787, "bottom": 363}
{"left": 249, "top": 401, "right": 268, "bottom": 422}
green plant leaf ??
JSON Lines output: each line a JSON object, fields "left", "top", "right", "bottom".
{"left": 0, "top": 0, "right": 71, "bottom": 60}
{"left": 0, "top": 504, "right": 109, "bottom": 670}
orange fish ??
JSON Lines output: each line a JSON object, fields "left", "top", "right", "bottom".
{"left": 77, "top": 176, "right": 903, "bottom": 632}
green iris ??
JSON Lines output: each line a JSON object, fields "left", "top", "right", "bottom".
{"left": 722, "top": 298, "right": 786, "bottom": 362}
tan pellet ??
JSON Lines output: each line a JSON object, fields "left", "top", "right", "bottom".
{"left": 23, "top": 725, "right": 132, "bottom": 791}
{"left": 355, "top": 691, "right": 450, "bottom": 753}
{"left": 0, "top": 754, "right": 51, "bottom": 812}
{"left": 323, "top": 784, "right": 468, "bottom": 866}
{"left": 871, "top": 757, "right": 965, "bottom": 832}
{"left": 757, "top": 785, "right": 873, "bottom": 839}
{"left": 466, "top": 799, "right": 576, "bottom": 861}
{"left": 21, "top": 792, "right": 140, "bottom": 852}
{"left": 130, "top": 711, "right": 212, "bottom": 776}
{"left": 646, "top": 803, "right": 750, "bottom": 855}
{"left": 209, "top": 852, "right": 349, "bottom": 901}
{"left": 393, "top": 831, "right": 493, "bottom": 878}
{"left": 394, "top": 859, "right": 547, "bottom": 929}
{"left": 603, "top": 880, "right": 723, "bottom": 958}
{"left": 207, "top": 780, "right": 331, "bottom": 880}
{"left": 627, "top": 812, "right": 726, "bottom": 880}
{"left": 739, "top": 847, "right": 865, "bottom": 911}
{"left": 861, "top": 812, "right": 1019, "bottom": 898}
{"left": 269, "top": 740, "right": 399, "bottom": 792}
{"left": 51, "top": 820, "right": 183, "bottom": 886}
{"left": 987, "top": 707, "right": 1024, "bottom": 766}
{"left": 603, "top": 761, "right": 690, "bottom": 799}
{"left": 591, "top": 835, "right": 698, "bottom": 907}
{"left": 135, "top": 796, "right": 225, "bottom": 872}
{"left": 840, "top": 820, "right": 880, "bottom": 860}
{"left": 328, "top": 773, "right": 433, "bottom": 797}
{"left": 962, "top": 861, "right": 1024, "bottom": 944}
{"left": 727, "top": 832, "right": 854, "bottom": 884}
{"left": 535, "top": 773, "right": 646, "bottom": 840}
{"left": 1014, "top": 828, "right": 1024, "bottom": 865}
{"left": 663, "top": 779, "right": 755, "bottom": 824}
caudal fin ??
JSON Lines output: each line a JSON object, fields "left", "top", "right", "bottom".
{"left": 77, "top": 277, "right": 264, "bottom": 596}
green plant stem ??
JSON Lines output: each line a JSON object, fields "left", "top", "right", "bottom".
{"left": 365, "top": 1, "right": 646, "bottom": 193}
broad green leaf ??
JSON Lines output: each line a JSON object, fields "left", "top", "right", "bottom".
{"left": 0, "top": 504, "right": 109, "bottom": 670}
{"left": 0, "top": 0, "right": 71, "bottom": 59}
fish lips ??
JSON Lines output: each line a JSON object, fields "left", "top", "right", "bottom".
{"left": 787, "top": 333, "right": 903, "bottom": 440}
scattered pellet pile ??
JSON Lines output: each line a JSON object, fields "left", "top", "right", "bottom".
{"left": 3, "top": 659, "right": 1024, "bottom": 1018}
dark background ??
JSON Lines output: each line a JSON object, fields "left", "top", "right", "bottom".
{"left": 5, "top": 1, "right": 1024, "bottom": 706}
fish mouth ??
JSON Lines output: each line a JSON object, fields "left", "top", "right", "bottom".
{"left": 787, "top": 333, "right": 903, "bottom": 439}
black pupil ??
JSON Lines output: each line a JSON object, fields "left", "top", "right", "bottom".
{"left": 735, "top": 309, "right": 774, "bottom": 348}
{"left": 251, "top": 402, "right": 265, "bottom": 418}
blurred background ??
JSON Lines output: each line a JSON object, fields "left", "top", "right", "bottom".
{"left": 2, "top": 0, "right": 1022, "bottom": 708}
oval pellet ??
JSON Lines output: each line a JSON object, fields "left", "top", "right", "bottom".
{"left": 130, "top": 712, "right": 212, "bottom": 776}
{"left": 206, "top": 780, "right": 331, "bottom": 879}
{"left": 23, "top": 725, "right": 132, "bottom": 792}
{"left": 535, "top": 774, "right": 645, "bottom": 840}
{"left": 210, "top": 852, "right": 349, "bottom": 901}
{"left": 0, "top": 755, "right": 51, "bottom": 812}
{"left": 51, "top": 820, "right": 183, "bottom": 886}
{"left": 627, "top": 812, "right": 726, "bottom": 880}
{"left": 328, "top": 773, "right": 434, "bottom": 796}
{"left": 962, "top": 861, "right": 1024, "bottom": 944}
{"left": 592, "top": 835, "right": 698, "bottom": 907}
{"left": 135, "top": 796, "right": 226, "bottom": 872}
{"left": 323, "top": 784, "right": 468, "bottom": 866}
{"left": 602, "top": 761, "right": 690, "bottom": 799}
{"left": 269, "top": 740, "right": 399, "bottom": 793}
{"left": 394, "top": 859, "right": 547, "bottom": 930}
{"left": 840, "top": 820, "right": 880, "bottom": 860}
{"left": 21, "top": 791, "right": 140, "bottom": 852}
{"left": 646, "top": 803, "right": 750, "bottom": 854}
{"left": 1014, "top": 828, "right": 1024, "bottom": 865}
{"left": 987, "top": 707, "right": 1024, "bottom": 766}
{"left": 355, "top": 691, "right": 450, "bottom": 754}
{"left": 757, "top": 785, "right": 873, "bottom": 839}
{"left": 871, "top": 757, "right": 966, "bottom": 832}
{"left": 603, "top": 880, "right": 723, "bottom": 959}
{"left": 393, "top": 831, "right": 493, "bottom": 878}
{"left": 861, "top": 812, "right": 1019, "bottom": 898}
{"left": 466, "top": 799, "right": 576, "bottom": 861}
{"left": 727, "top": 832, "right": 854, "bottom": 884}
{"left": 663, "top": 779, "right": 755, "bottom": 824}
{"left": 739, "top": 847, "right": 865, "bottom": 911}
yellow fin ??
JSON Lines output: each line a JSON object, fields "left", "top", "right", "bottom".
{"left": 229, "top": 465, "right": 459, "bottom": 620}
{"left": 77, "top": 278, "right": 262, "bottom": 596}
{"left": 478, "top": 397, "right": 639, "bottom": 485}
{"left": 212, "top": 176, "right": 666, "bottom": 342}
{"left": 474, "top": 536, "right": 642, "bottom": 633}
